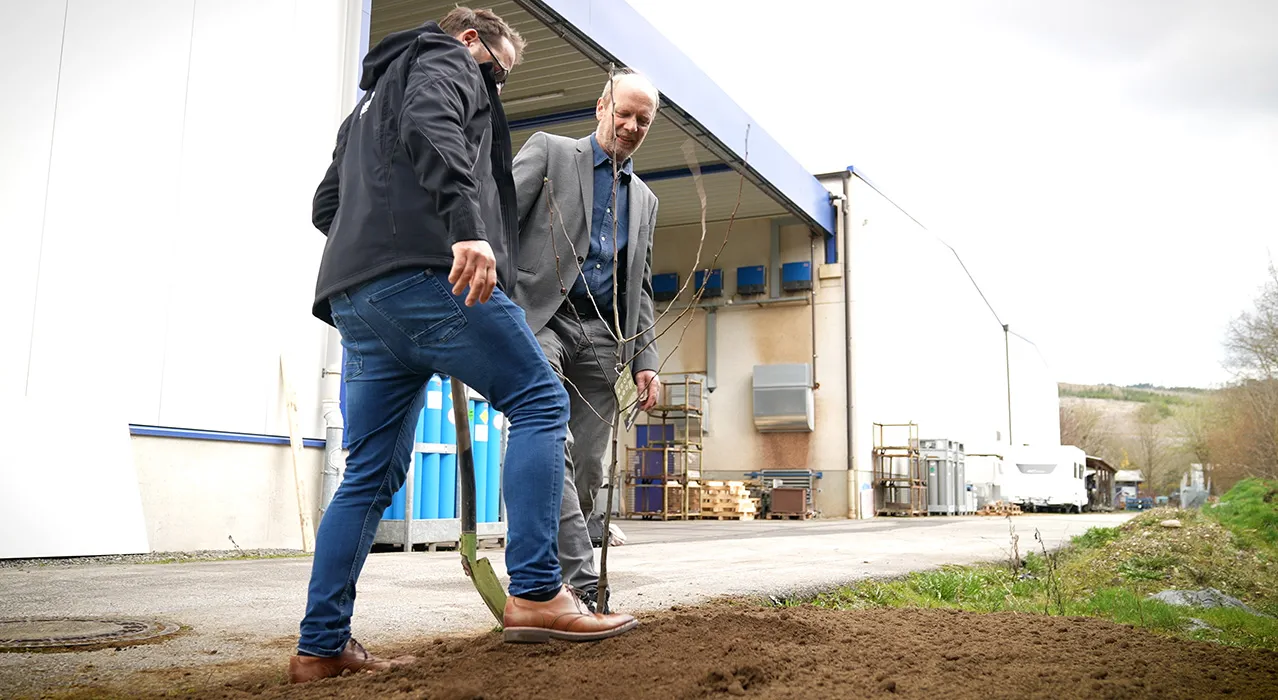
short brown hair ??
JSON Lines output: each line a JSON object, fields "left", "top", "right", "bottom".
{"left": 438, "top": 6, "right": 527, "bottom": 65}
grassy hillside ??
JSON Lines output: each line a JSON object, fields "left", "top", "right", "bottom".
{"left": 1057, "top": 383, "right": 1210, "bottom": 488}
{"left": 796, "top": 479, "right": 1278, "bottom": 650}
{"left": 1058, "top": 382, "right": 1204, "bottom": 404}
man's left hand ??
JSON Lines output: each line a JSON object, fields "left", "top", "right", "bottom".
{"left": 635, "top": 370, "right": 660, "bottom": 412}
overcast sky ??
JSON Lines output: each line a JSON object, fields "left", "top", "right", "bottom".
{"left": 626, "top": 0, "right": 1278, "bottom": 389}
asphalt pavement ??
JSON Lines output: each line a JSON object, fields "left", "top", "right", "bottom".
{"left": 0, "top": 512, "right": 1132, "bottom": 696}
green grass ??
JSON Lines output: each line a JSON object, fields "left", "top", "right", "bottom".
{"left": 1186, "top": 605, "right": 1278, "bottom": 649}
{"left": 1116, "top": 553, "right": 1180, "bottom": 581}
{"left": 1080, "top": 588, "right": 1181, "bottom": 631}
{"left": 1060, "top": 508, "right": 1278, "bottom": 615}
{"left": 1070, "top": 526, "right": 1121, "bottom": 550}
{"left": 1205, "top": 478, "right": 1278, "bottom": 550}
{"left": 791, "top": 480, "right": 1278, "bottom": 651}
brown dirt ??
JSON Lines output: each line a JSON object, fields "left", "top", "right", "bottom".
{"left": 49, "top": 604, "right": 1278, "bottom": 700}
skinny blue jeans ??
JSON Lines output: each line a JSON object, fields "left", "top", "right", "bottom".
{"left": 298, "top": 268, "right": 568, "bottom": 656}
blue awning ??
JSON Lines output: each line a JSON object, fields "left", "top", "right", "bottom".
{"left": 515, "top": 0, "right": 835, "bottom": 236}
{"left": 368, "top": 0, "right": 835, "bottom": 235}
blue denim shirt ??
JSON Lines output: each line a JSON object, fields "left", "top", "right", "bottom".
{"left": 569, "top": 133, "right": 632, "bottom": 315}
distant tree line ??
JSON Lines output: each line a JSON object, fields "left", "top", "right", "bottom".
{"left": 1060, "top": 263, "right": 1278, "bottom": 495}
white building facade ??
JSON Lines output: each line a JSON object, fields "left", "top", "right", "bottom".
{"left": 1, "top": 0, "right": 1060, "bottom": 558}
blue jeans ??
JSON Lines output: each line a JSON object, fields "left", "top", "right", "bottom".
{"left": 298, "top": 268, "right": 569, "bottom": 656}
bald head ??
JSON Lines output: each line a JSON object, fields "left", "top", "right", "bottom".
{"left": 594, "top": 69, "right": 659, "bottom": 161}
{"left": 598, "top": 70, "right": 659, "bottom": 106}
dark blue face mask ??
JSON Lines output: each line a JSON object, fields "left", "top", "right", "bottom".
{"left": 474, "top": 33, "right": 508, "bottom": 91}
{"left": 480, "top": 62, "right": 504, "bottom": 95}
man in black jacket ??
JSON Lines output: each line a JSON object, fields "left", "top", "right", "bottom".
{"left": 291, "top": 8, "right": 637, "bottom": 685}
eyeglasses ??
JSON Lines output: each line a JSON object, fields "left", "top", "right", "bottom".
{"left": 474, "top": 33, "right": 509, "bottom": 89}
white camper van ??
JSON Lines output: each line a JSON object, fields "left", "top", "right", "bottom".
{"left": 1001, "top": 445, "right": 1088, "bottom": 513}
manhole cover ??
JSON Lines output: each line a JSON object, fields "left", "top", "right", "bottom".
{"left": 0, "top": 617, "right": 181, "bottom": 652}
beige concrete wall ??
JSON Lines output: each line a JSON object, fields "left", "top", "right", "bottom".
{"left": 621, "top": 215, "right": 853, "bottom": 518}
{"left": 131, "top": 436, "right": 324, "bottom": 552}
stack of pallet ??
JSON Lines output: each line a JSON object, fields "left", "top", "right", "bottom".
{"left": 976, "top": 500, "right": 1023, "bottom": 516}
{"left": 700, "top": 481, "right": 760, "bottom": 520}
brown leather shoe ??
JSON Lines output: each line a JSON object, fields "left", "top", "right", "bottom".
{"left": 502, "top": 585, "right": 638, "bottom": 643}
{"left": 287, "top": 638, "right": 415, "bottom": 684}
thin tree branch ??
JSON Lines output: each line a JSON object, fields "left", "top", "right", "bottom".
{"left": 625, "top": 132, "right": 749, "bottom": 364}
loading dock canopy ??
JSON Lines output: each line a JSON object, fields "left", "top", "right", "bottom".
{"left": 370, "top": 0, "right": 836, "bottom": 233}
{"left": 1085, "top": 456, "right": 1116, "bottom": 474}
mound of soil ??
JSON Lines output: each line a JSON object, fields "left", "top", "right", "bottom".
{"left": 77, "top": 605, "right": 1278, "bottom": 699}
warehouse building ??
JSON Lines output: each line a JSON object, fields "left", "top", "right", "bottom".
{"left": 1, "top": 0, "right": 1060, "bottom": 558}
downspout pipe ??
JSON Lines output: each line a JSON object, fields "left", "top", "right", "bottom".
{"left": 320, "top": 330, "right": 346, "bottom": 514}
{"left": 809, "top": 235, "right": 819, "bottom": 390}
{"left": 769, "top": 220, "right": 782, "bottom": 300}
{"left": 321, "top": 0, "right": 365, "bottom": 514}
{"left": 705, "top": 307, "right": 718, "bottom": 392}
{"left": 833, "top": 184, "right": 855, "bottom": 519}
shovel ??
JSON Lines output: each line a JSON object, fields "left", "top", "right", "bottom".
{"left": 451, "top": 378, "right": 508, "bottom": 625}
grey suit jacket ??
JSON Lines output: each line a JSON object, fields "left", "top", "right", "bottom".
{"left": 511, "top": 132, "right": 659, "bottom": 376}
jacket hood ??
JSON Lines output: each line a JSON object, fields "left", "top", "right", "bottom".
{"left": 359, "top": 21, "right": 455, "bottom": 91}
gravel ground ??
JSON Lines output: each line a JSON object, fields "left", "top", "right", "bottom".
{"left": 0, "top": 549, "right": 308, "bottom": 570}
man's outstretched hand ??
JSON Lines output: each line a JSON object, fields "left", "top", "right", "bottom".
{"left": 449, "top": 240, "right": 496, "bottom": 306}
{"left": 635, "top": 370, "right": 660, "bottom": 412}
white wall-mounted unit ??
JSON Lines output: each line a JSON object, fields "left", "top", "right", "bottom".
{"left": 751, "top": 364, "right": 814, "bottom": 432}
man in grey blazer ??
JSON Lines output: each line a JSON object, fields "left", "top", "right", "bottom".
{"left": 511, "top": 68, "right": 662, "bottom": 612}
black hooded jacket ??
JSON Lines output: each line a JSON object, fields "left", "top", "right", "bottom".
{"left": 309, "top": 21, "right": 518, "bottom": 324}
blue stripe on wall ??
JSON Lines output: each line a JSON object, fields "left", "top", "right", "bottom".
{"left": 129, "top": 425, "right": 326, "bottom": 449}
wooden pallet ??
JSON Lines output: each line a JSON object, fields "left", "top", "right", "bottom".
{"left": 700, "top": 481, "right": 759, "bottom": 520}
{"left": 701, "top": 507, "right": 759, "bottom": 518}
{"left": 976, "top": 501, "right": 1023, "bottom": 516}
{"left": 624, "top": 512, "right": 702, "bottom": 521}
{"left": 766, "top": 512, "right": 812, "bottom": 520}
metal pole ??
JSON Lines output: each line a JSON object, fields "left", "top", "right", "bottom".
{"left": 836, "top": 187, "right": 856, "bottom": 520}
{"left": 403, "top": 448, "right": 415, "bottom": 553}
{"left": 1004, "top": 324, "right": 1013, "bottom": 446}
